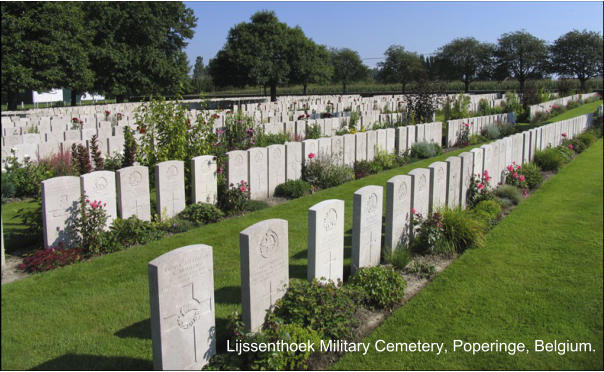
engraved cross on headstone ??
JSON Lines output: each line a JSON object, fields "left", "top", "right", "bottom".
{"left": 162, "top": 282, "right": 212, "bottom": 369}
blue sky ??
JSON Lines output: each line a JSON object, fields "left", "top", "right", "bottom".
{"left": 184, "top": 1, "right": 603, "bottom": 69}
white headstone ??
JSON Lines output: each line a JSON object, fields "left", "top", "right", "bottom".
{"left": 408, "top": 168, "right": 430, "bottom": 218}
{"left": 385, "top": 175, "right": 412, "bottom": 252}
{"left": 155, "top": 160, "right": 186, "bottom": 220}
{"left": 41, "top": 176, "right": 80, "bottom": 248}
{"left": 116, "top": 165, "right": 151, "bottom": 221}
{"left": 267, "top": 145, "right": 286, "bottom": 197}
{"left": 343, "top": 134, "right": 356, "bottom": 166}
{"left": 428, "top": 161, "right": 447, "bottom": 213}
{"left": 307, "top": 199, "right": 345, "bottom": 284}
{"left": 446, "top": 157, "right": 462, "bottom": 208}
{"left": 227, "top": 150, "right": 248, "bottom": 188}
{"left": 459, "top": 152, "right": 474, "bottom": 209}
{"left": 351, "top": 185, "right": 383, "bottom": 274}
{"left": 80, "top": 170, "right": 118, "bottom": 226}
{"left": 285, "top": 142, "right": 302, "bottom": 181}
{"left": 396, "top": 126, "right": 407, "bottom": 154}
{"left": 191, "top": 155, "right": 218, "bottom": 205}
{"left": 240, "top": 219, "right": 289, "bottom": 332}
{"left": 149, "top": 244, "right": 216, "bottom": 370}
{"left": 248, "top": 147, "right": 268, "bottom": 200}
{"left": 302, "top": 139, "right": 318, "bottom": 164}
{"left": 366, "top": 131, "right": 377, "bottom": 161}
{"left": 355, "top": 132, "right": 367, "bottom": 162}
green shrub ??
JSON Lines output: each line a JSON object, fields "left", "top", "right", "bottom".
{"left": 305, "top": 123, "right": 322, "bottom": 139}
{"left": 255, "top": 132, "right": 291, "bottom": 147}
{"left": 469, "top": 199, "right": 501, "bottom": 226}
{"left": 109, "top": 216, "right": 165, "bottom": 247}
{"left": 218, "top": 180, "right": 249, "bottom": 216}
{"left": 272, "top": 279, "right": 357, "bottom": 340}
{"left": 353, "top": 160, "right": 375, "bottom": 179}
{"left": 469, "top": 134, "right": 487, "bottom": 145}
{"left": 302, "top": 158, "right": 354, "bottom": 190}
{"left": 179, "top": 203, "right": 224, "bottom": 225}
{"left": 556, "top": 145, "right": 574, "bottom": 162}
{"left": 404, "top": 260, "right": 436, "bottom": 279}
{"left": 481, "top": 124, "right": 501, "bottom": 139}
{"left": 519, "top": 163, "right": 543, "bottom": 189}
{"left": 383, "top": 245, "right": 411, "bottom": 270}
{"left": 534, "top": 148, "right": 564, "bottom": 171}
{"left": 157, "top": 217, "right": 195, "bottom": 233}
{"left": 274, "top": 179, "right": 311, "bottom": 199}
{"left": 411, "top": 141, "right": 442, "bottom": 159}
{"left": 374, "top": 149, "right": 396, "bottom": 169}
{"left": 496, "top": 185, "right": 523, "bottom": 205}
{"left": 266, "top": 324, "right": 321, "bottom": 370}
{"left": 350, "top": 266, "right": 406, "bottom": 309}
{"left": 1, "top": 172, "right": 16, "bottom": 199}
{"left": 441, "top": 208, "right": 486, "bottom": 252}
{"left": 497, "top": 122, "right": 517, "bottom": 137}
{"left": 3, "top": 155, "right": 53, "bottom": 198}
{"left": 245, "top": 199, "right": 270, "bottom": 212}
{"left": 575, "top": 132, "right": 597, "bottom": 148}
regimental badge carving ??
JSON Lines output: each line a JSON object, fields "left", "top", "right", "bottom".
{"left": 259, "top": 229, "right": 279, "bottom": 258}
{"left": 200, "top": 160, "right": 213, "bottom": 175}
{"left": 168, "top": 165, "right": 178, "bottom": 177}
{"left": 418, "top": 174, "right": 427, "bottom": 192}
{"left": 234, "top": 154, "right": 244, "bottom": 166}
{"left": 129, "top": 171, "right": 142, "bottom": 187}
{"left": 367, "top": 193, "right": 378, "bottom": 215}
{"left": 323, "top": 208, "right": 337, "bottom": 231}
{"left": 254, "top": 151, "right": 264, "bottom": 163}
{"left": 95, "top": 176, "right": 108, "bottom": 191}
{"left": 397, "top": 182, "right": 408, "bottom": 201}
{"left": 177, "top": 302, "right": 201, "bottom": 330}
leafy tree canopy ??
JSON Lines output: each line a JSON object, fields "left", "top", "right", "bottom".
{"left": 550, "top": 29, "right": 603, "bottom": 92}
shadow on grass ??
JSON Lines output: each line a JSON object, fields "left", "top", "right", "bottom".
{"left": 114, "top": 319, "right": 150, "bottom": 340}
{"left": 32, "top": 354, "right": 152, "bottom": 370}
{"left": 214, "top": 286, "right": 241, "bottom": 305}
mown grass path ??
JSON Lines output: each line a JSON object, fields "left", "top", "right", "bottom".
{"left": 333, "top": 140, "right": 603, "bottom": 370}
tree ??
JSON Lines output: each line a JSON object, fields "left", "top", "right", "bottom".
{"left": 435, "top": 38, "right": 494, "bottom": 92}
{"left": 1, "top": 2, "right": 93, "bottom": 109}
{"left": 330, "top": 48, "right": 368, "bottom": 94}
{"left": 83, "top": 2, "right": 196, "bottom": 102}
{"left": 288, "top": 28, "right": 332, "bottom": 95}
{"left": 495, "top": 30, "right": 548, "bottom": 94}
{"left": 550, "top": 30, "right": 603, "bottom": 92}
{"left": 191, "top": 56, "right": 212, "bottom": 93}
{"left": 377, "top": 45, "right": 426, "bottom": 93}
{"left": 209, "top": 11, "right": 298, "bottom": 101}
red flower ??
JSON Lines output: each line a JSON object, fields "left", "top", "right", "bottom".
{"left": 568, "top": 144, "right": 574, "bottom": 150}
{"left": 308, "top": 152, "right": 315, "bottom": 159}
{"left": 477, "top": 183, "right": 484, "bottom": 190}
{"left": 519, "top": 175, "right": 525, "bottom": 182}
{"left": 561, "top": 133, "right": 567, "bottom": 137}
{"left": 464, "top": 123, "right": 470, "bottom": 127}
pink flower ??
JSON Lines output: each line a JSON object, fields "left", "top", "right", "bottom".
{"left": 568, "top": 144, "right": 574, "bottom": 150}
{"left": 91, "top": 201, "right": 98, "bottom": 209}
{"left": 464, "top": 123, "right": 470, "bottom": 127}
{"left": 308, "top": 152, "right": 315, "bottom": 159}
{"left": 477, "top": 183, "right": 484, "bottom": 190}
{"left": 411, "top": 208, "right": 417, "bottom": 214}
{"left": 513, "top": 172, "right": 519, "bottom": 179}
{"left": 239, "top": 186, "right": 246, "bottom": 192}
{"left": 519, "top": 175, "right": 525, "bottom": 182}
{"left": 507, "top": 165, "right": 514, "bottom": 172}
{"left": 522, "top": 189, "right": 529, "bottom": 197}
{"left": 484, "top": 170, "right": 489, "bottom": 177}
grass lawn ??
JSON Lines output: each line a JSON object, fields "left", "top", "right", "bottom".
{"left": 1, "top": 198, "right": 39, "bottom": 252}
{"left": 333, "top": 139, "right": 603, "bottom": 370}
{"left": 516, "top": 100, "right": 602, "bottom": 131}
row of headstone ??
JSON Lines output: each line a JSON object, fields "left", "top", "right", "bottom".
{"left": 446, "top": 112, "right": 516, "bottom": 147}
{"left": 227, "top": 122, "right": 442, "bottom": 199}
{"left": 528, "top": 92, "right": 599, "bottom": 119}
{"left": 146, "top": 112, "right": 594, "bottom": 370}
{"left": 41, "top": 157, "right": 217, "bottom": 248}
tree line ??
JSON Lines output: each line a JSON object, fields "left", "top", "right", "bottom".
{"left": 1, "top": 2, "right": 196, "bottom": 109}
{"left": 2, "top": 4, "right": 602, "bottom": 109}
